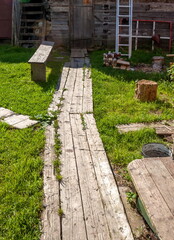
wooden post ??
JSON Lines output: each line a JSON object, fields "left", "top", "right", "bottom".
{"left": 135, "top": 80, "right": 158, "bottom": 102}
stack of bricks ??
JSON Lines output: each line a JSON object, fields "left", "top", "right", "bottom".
{"left": 103, "top": 52, "right": 130, "bottom": 70}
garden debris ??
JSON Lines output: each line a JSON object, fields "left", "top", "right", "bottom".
{"left": 0, "top": 107, "right": 38, "bottom": 129}
{"left": 103, "top": 52, "right": 130, "bottom": 70}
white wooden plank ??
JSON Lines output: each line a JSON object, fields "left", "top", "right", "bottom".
{"left": 128, "top": 159, "right": 174, "bottom": 240}
{"left": 41, "top": 124, "right": 61, "bottom": 240}
{"left": 58, "top": 112, "right": 87, "bottom": 240}
{"left": 70, "top": 113, "right": 112, "bottom": 240}
{"left": 84, "top": 114, "right": 134, "bottom": 240}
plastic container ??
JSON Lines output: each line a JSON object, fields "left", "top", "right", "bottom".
{"left": 142, "top": 143, "right": 172, "bottom": 158}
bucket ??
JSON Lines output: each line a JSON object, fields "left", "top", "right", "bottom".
{"left": 142, "top": 143, "right": 172, "bottom": 158}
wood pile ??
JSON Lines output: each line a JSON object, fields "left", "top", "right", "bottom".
{"left": 103, "top": 52, "right": 130, "bottom": 70}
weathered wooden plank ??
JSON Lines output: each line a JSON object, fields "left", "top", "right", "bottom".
{"left": 70, "top": 113, "right": 111, "bottom": 240}
{"left": 58, "top": 112, "right": 87, "bottom": 240}
{"left": 84, "top": 114, "right": 134, "bottom": 239}
{"left": 48, "top": 63, "right": 70, "bottom": 113}
{"left": 128, "top": 159, "right": 174, "bottom": 240}
{"left": 61, "top": 67, "right": 77, "bottom": 112}
{"left": 3, "top": 115, "right": 29, "bottom": 125}
{"left": 28, "top": 41, "right": 54, "bottom": 64}
{"left": 83, "top": 68, "right": 93, "bottom": 113}
{"left": 41, "top": 124, "right": 60, "bottom": 240}
{"left": 0, "top": 107, "right": 14, "bottom": 118}
{"left": 144, "top": 158, "right": 174, "bottom": 216}
{"left": 70, "top": 67, "right": 84, "bottom": 113}
{"left": 160, "top": 157, "right": 174, "bottom": 178}
{"left": 13, "top": 118, "right": 38, "bottom": 129}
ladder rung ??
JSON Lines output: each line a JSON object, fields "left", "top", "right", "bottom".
{"left": 22, "top": 11, "right": 43, "bottom": 15}
{"left": 119, "top": 5, "right": 130, "bottom": 8}
{"left": 119, "top": 34, "right": 130, "bottom": 37}
{"left": 119, "top": 25, "right": 130, "bottom": 27}
{"left": 118, "top": 15, "right": 130, "bottom": 17}
{"left": 118, "top": 44, "right": 129, "bottom": 46}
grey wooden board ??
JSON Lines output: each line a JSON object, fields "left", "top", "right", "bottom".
{"left": 0, "top": 107, "right": 14, "bottom": 118}
{"left": 84, "top": 114, "right": 134, "bottom": 239}
{"left": 48, "top": 63, "right": 70, "bottom": 113}
{"left": 28, "top": 41, "right": 54, "bottom": 63}
{"left": 70, "top": 67, "right": 83, "bottom": 113}
{"left": 41, "top": 124, "right": 60, "bottom": 240}
{"left": 58, "top": 112, "right": 87, "bottom": 240}
{"left": 128, "top": 158, "right": 174, "bottom": 240}
{"left": 83, "top": 68, "right": 93, "bottom": 113}
{"left": 70, "top": 113, "right": 111, "bottom": 240}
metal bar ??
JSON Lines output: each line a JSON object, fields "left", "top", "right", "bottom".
{"left": 129, "top": 0, "right": 133, "bottom": 58}
{"left": 115, "top": 0, "right": 120, "bottom": 53}
{"left": 152, "top": 21, "right": 156, "bottom": 51}
{"left": 135, "top": 20, "right": 139, "bottom": 50}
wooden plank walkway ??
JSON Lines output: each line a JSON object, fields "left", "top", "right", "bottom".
{"left": 128, "top": 157, "right": 174, "bottom": 240}
{"left": 41, "top": 58, "right": 134, "bottom": 240}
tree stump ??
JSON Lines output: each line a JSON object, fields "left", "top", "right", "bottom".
{"left": 135, "top": 80, "right": 158, "bottom": 102}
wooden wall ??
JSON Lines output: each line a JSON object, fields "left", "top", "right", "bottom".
{"left": 48, "top": 0, "right": 174, "bottom": 49}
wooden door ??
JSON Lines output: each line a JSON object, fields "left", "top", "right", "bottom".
{"left": 0, "top": 0, "right": 12, "bottom": 39}
{"left": 70, "top": 0, "right": 93, "bottom": 48}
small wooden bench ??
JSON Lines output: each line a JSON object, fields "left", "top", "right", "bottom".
{"left": 28, "top": 41, "right": 54, "bottom": 82}
{"left": 128, "top": 157, "right": 174, "bottom": 240}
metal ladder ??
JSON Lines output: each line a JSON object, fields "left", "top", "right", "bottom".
{"left": 115, "top": 0, "right": 133, "bottom": 58}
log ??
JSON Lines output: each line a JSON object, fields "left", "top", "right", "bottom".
{"left": 135, "top": 79, "right": 158, "bottom": 102}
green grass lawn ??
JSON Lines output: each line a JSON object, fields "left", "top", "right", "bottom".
{"left": 90, "top": 50, "right": 174, "bottom": 168}
{"left": 0, "top": 45, "right": 67, "bottom": 240}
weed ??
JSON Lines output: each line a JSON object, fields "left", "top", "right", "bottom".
{"left": 58, "top": 208, "right": 64, "bottom": 217}
{"left": 80, "top": 113, "right": 87, "bottom": 130}
{"left": 126, "top": 191, "right": 137, "bottom": 204}
{"left": 33, "top": 113, "right": 56, "bottom": 127}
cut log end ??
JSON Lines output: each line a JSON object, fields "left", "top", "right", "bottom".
{"left": 135, "top": 79, "right": 158, "bottom": 102}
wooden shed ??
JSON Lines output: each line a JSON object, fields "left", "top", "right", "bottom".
{"left": 12, "top": 0, "right": 174, "bottom": 49}
{"left": 48, "top": 0, "right": 174, "bottom": 49}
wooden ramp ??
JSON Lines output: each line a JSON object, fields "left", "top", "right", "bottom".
{"left": 41, "top": 58, "right": 134, "bottom": 240}
{"left": 128, "top": 157, "right": 174, "bottom": 240}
